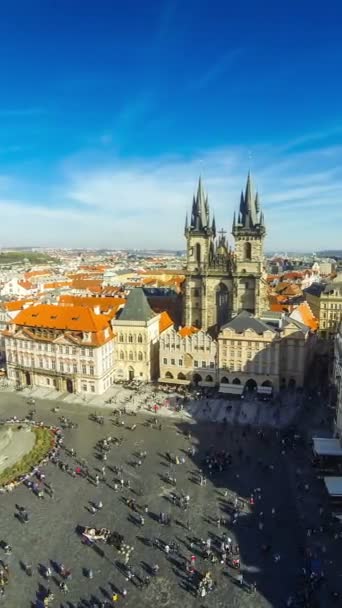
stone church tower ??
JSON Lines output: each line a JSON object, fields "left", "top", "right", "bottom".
{"left": 183, "top": 173, "right": 267, "bottom": 332}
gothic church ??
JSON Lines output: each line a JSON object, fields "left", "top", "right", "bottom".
{"left": 183, "top": 173, "right": 268, "bottom": 332}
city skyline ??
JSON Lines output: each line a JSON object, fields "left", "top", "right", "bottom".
{"left": 0, "top": 0, "right": 341, "bottom": 250}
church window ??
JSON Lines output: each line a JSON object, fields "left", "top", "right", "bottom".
{"left": 195, "top": 243, "right": 201, "bottom": 265}
{"left": 244, "top": 240, "right": 252, "bottom": 258}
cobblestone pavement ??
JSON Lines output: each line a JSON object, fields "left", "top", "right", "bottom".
{"left": 2, "top": 381, "right": 303, "bottom": 429}
{"left": 0, "top": 390, "right": 339, "bottom": 607}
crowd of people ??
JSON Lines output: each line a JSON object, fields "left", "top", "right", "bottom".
{"left": 0, "top": 389, "right": 340, "bottom": 607}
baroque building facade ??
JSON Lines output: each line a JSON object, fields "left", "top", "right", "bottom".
{"left": 183, "top": 173, "right": 268, "bottom": 331}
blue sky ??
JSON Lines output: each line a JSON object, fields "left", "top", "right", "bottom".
{"left": 0, "top": 0, "right": 341, "bottom": 251}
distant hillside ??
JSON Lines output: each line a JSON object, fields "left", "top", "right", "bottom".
{"left": 316, "top": 251, "right": 342, "bottom": 259}
{"left": 0, "top": 251, "right": 59, "bottom": 265}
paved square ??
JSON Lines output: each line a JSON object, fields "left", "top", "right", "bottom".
{"left": 0, "top": 390, "right": 337, "bottom": 607}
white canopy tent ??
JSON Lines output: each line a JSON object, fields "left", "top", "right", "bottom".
{"left": 219, "top": 384, "right": 244, "bottom": 395}
{"left": 313, "top": 438, "right": 342, "bottom": 457}
{"left": 324, "top": 477, "right": 342, "bottom": 497}
{"left": 257, "top": 386, "right": 273, "bottom": 395}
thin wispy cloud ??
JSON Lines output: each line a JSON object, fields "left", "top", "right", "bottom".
{"left": 189, "top": 48, "right": 242, "bottom": 91}
{"left": 0, "top": 134, "right": 340, "bottom": 251}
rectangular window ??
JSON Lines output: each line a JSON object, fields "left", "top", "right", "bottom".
{"left": 60, "top": 362, "right": 64, "bottom": 372}
{"left": 89, "top": 367, "right": 94, "bottom": 376}
{"left": 82, "top": 384, "right": 87, "bottom": 391}
{"left": 52, "top": 360, "right": 56, "bottom": 369}
{"left": 194, "top": 360, "right": 198, "bottom": 368}
{"left": 91, "top": 385, "right": 95, "bottom": 393}
{"left": 73, "top": 364, "right": 77, "bottom": 373}
{"left": 163, "top": 358, "right": 167, "bottom": 365}
{"left": 202, "top": 361, "right": 206, "bottom": 368}
{"left": 210, "top": 361, "right": 215, "bottom": 369}
{"left": 171, "top": 358, "right": 175, "bottom": 365}
{"left": 178, "top": 359, "right": 183, "bottom": 366}
{"left": 65, "top": 347, "right": 69, "bottom": 354}
{"left": 82, "top": 365, "right": 87, "bottom": 374}
{"left": 72, "top": 347, "right": 77, "bottom": 355}
{"left": 88, "top": 350, "right": 93, "bottom": 357}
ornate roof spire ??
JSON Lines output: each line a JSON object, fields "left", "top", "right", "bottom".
{"left": 184, "top": 212, "right": 189, "bottom": 235}
{"left": 212, "top": 214, "right": 216, "bottom": 237}
{"left": 255, "top": 191, "right": 260, "bottom": 214}
{"left": 188, "top": 176, "right": 210, "bottom": 231}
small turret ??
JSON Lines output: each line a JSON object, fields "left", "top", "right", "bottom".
{"left": 212, "top": 214, "right": 216, "bottom": 238}
{"left": 184, "top": 212, "right": 189, "bottom": 236}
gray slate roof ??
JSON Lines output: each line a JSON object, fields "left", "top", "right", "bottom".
{"left": 222, "top": 310, "right": 275, "bottom": 334}
{"left": 118, "top": 287, "right": 155, "bottom": 322}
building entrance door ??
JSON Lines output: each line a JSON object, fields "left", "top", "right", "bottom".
{"left": 128, "top": 367, "right": 134, "bottom": 381}
{"left": 25, "top": 371, "right": 31, "bottom": 386}
{"left": 66, "top": 378, "right": 74, "bottom": 393}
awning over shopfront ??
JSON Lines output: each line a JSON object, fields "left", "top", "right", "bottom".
{"left": 324, "top": 476, "right": 342, "bottom": 497}
{"left": 158, "top": 377, "right": 190, "bottom": 385}
{"left": 219, "top": 384, "right": 244, "bottom": 395}
{"left": 313, "top": 437, "right": 342, "bottom": 457}
{"left": 257, "top": 386, "right": 273, "bottom": 395}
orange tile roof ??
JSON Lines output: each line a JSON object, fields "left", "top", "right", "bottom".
{"left": 269, "top": 302, "right": 290, "bottom": 312}
{"left": 100, "top": 286, "right": 123, "bottom": 296}
{"left": 178, "top": 326, "right": 200, "bottom": 337}
{"left": 159, "top": 311, "right": 174, "bottom": 333}
{"left": 71, "top": 279, "right": 103, "bottom": 290}
{"left": 292, "top": 301, "right": 319, "bottom": 330}
{"left": 17, "top": 280, "right": 34, "bottom": 290}
{"left": 13, "top": 303, "right": 112, "bottom": 333}
{"left": 24, "top": 269, "right": 52, "bottom": 279}
{"left": 283, "top": 271, "right": 304, "bottom": 280}
{"left": 43, "top": 281, "right": 71, "bottom": 289}
{"left": 59, "top": 295, "right": 126, "bottom": 318}
{"left": 1, "top": 299, "right": 36, "bottom": 312}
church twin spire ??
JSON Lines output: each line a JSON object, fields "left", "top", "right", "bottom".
{"left": 185, "top": 172, "right": 265, "bottom": 239}
{"left": 232, "top": 171, "right": 265, "bottom": 235}
{"left": 185, "top": 176, "right": 212, "bottom": 235}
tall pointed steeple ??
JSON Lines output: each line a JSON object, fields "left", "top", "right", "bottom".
{"left": 255, "top": 191, "right": 260, "bottom": 214}
{"left": 235, "top": 172, "right": 260, "bottom": 230}
{"left": 184, "top": 212, "right": 189, "bottom": 236}
{"left": 212, "top": 214, "right": 216, "bottom": 238}
{"left": 232, "top": 211, "right": 236, "bottom": 231}
{"left": 188, "top": 176, "right": 211, "bottom": 231}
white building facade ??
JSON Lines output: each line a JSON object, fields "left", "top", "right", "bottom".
{"left": 4, "top": 304, "right": 115, "bottom": 395}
